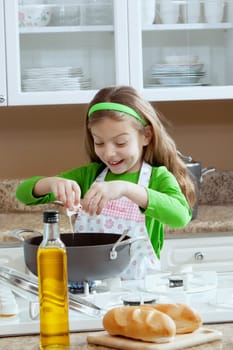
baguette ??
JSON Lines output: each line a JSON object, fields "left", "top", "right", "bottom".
{"left": 102, "top": 305, "right": 176, "bottom": 343}
{"left": 151, "top": 303, "right": 202, "bottom": 334}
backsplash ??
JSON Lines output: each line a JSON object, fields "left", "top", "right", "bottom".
{"left": 0, "top": 179, "right": 53, "bottom": 213}
{"left": 0, "top": 171, "right": 233, "bottom": 213}
{"left": 199, "top": 171, "right": 233, "bottom": 204}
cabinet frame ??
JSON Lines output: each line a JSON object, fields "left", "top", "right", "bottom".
{"left": 4, "top": 0, "right": 129, "bottom": 106}
{"left": 0, "top": 0, "right": 7, "bottom": 106}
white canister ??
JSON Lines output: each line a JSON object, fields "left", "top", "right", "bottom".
{"left": 159, "top": 0, "right": 180, "bottom": 24}
{"left": 185, "top": 0, "right": 201, "bottom": 23}
{"left": 141, "top": 0, "right": 156, "bottom": 25}
{"left": 204, "top": 0, "right": 225, "bottom": 23}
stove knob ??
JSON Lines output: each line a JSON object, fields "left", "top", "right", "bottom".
{"left": 194, "top": 251, "right": 204, "bottom": 261}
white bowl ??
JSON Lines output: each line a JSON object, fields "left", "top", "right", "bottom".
{"left": 164, "top": 55, "right": 199, "bottom": 65}
{"left": 18, "top": 5, "right": 52, "bottom": 27}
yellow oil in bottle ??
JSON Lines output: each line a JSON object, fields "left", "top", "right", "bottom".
{"left": 37, "top": 247, "right": 70, "bottom": 350}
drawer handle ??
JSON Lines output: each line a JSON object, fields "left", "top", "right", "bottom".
{"left": 0, "top": 95, "right": 6, "bottom": 103}
{"left": 194, "top": 251, "right": 204, "bottom": 261}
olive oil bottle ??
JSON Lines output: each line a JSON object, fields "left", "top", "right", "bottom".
{"left": 37, "top": 210, "right": 70, "bottom": 350}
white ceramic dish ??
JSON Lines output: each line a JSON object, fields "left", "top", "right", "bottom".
{"left": 145, "top": 82, "right": 204, "bottom": 88}
{"left": 159, "top": 0, "right": 180, "bottom": 24}
{"left": 184, "top": 0, "right": 201, "bottom": 23}
{"left": 204, "top": 0, "right": 225, "bottom": 23}
{"left": 141, "top": 0, "right": 156, "bottom": 25}
{"left": 150, "top": 71, "right": 205, "bottom": 85}
{"left": 18, "top": 5, "right": 52, "bottom": 27}
{"left": 152, "top": 63, "right": 204, "bottom": 74}
{"left": 22, "top": 66, "right": 91, "bottom": 92}
{"left": 157, "top": 77, "right": 201, "bottom": 85}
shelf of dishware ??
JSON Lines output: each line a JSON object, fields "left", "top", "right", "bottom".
{"left": 142, "top": 0, "right": 232, "bottom": 27}
{"left": 18, "top": 1, "right": 114, "bottom": 29}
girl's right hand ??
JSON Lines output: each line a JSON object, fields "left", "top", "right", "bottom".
{"left": 34, "top": 177, "right": 81, "bottom": 210}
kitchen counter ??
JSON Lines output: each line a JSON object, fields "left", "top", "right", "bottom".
{"left": 0, "top": 323, "right": 232, "bottom": 349}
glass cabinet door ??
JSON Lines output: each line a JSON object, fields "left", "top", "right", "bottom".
{"left": 4, "top": 0, "right": 129, "bottom": 105}
{"left": 0, "top": 0, "right": 7, "bottom": 106}
{"left": 128, "top": 0, "right": 233, "bottom": 101}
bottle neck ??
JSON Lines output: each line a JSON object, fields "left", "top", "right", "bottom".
{"left": 44, "top": 222, "right": 60, "bottom": 240}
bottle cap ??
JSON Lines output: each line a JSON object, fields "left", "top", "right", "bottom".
{"left": 43, "top": 210, "right": 59, "bottom": 223}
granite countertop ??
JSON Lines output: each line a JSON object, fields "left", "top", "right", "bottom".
{"left": 1, "top": 204, "right": 233, "bottom": 243}
{"left": 1, "top": 171, "right": 233, "bottom": 242}
{"left": 0, "top": 323, "right": 232, "bottom": 349}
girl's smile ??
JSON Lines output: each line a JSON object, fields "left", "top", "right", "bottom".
{"left": 91, "top": 118, "right": 151, "bottom": 174}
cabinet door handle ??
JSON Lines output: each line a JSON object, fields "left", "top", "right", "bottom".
{"left": 0, "top": 95, "right": 6, "bottom": 103}
{"left": 194, "top": 251, "right": 204, "bottom": 261}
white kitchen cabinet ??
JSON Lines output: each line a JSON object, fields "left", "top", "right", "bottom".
{"left": 2, "top": 0, "right": 233, "bottom": 106}
{"left": 129, "top": 0, "right": 233, "bottom": 101}
{"left": 0, "top": 0, "right": 7, "bottom": 106}
{"left": 3, "top": 0, "right": 129, "bottom": 105}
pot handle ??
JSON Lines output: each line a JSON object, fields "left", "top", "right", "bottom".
{"left": 177, "top": 150, "right": 193, "bottom": 162}
{"left": 201, "top": 167, "right": 215, "bottom": 177}
{"left": 110, "top": 235, "right": 145, "bottom": 260}
{"left": 109, "top": 229, "right": 129, "bottom": 259}
{"left": 7, "top": 229, "right": 42, "bottom": 242}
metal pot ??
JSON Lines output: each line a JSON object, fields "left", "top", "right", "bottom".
{"left": 8, "top": 230, "right": 143, "bottom": 282}
{"left": 178, "top": 151, "right": 215, "bottom": 219}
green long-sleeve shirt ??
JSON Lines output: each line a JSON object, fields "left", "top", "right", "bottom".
{"left": 16, "top": 163, "right": 192, "bottom": 258}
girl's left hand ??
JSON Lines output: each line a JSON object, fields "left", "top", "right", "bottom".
{"left": 82, "top": 181, "right": 126, "bottom": 215}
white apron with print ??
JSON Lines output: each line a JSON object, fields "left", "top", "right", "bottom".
{"left": 74, "top": 162, "right": 160, "bottom": 280}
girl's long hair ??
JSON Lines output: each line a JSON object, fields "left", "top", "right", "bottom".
{"left": 85, "top": 85, "right": 196, "bottom": 207}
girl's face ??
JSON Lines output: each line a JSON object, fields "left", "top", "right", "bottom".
{"left": 90, "top": 117, "right": 151, "bottom": 174}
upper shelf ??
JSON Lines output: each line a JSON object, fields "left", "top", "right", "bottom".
{"left": 19, "top": 25, "right": 114, "bottom": 34}
{"left": 19, "top": 22, "right": 233, "bottom": 35}
{"left": 142, "top": 23, "right": 233, "bottom": 31}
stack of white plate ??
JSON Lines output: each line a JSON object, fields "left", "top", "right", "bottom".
{"left": 22, "top": 66, "right": 91, "bottom": 92}
{"left": 146, "top": 62, "right": 206, "bottom": 87}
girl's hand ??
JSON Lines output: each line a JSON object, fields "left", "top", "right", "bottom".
{"left": 82, "top": 181, "right": 126, "bottom": 215}
{"left": 34, "top": 177, "right": 81, "bottom": 210}
{"left": 82, "top": 181, "right": 149, "bottom": 215}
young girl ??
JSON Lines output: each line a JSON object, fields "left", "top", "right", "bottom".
{"left": 16, "top": 85, "right": 195, "bottom": 280}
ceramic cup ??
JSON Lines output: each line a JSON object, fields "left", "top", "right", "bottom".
{"left": 141, "top": 0, "right": 156, "bottom": 25}
{"left": 185, "top": 0, "right": 201, "bottom": 23}
{"left": 160, "top": 0, "right": 180, "bottom": 24}
{"left": 204, "top": 0, "right": 225, "bottom": 23}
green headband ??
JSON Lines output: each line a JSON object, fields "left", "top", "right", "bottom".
{"left": 88, "top": 102, "right": 148, "bottom": 126}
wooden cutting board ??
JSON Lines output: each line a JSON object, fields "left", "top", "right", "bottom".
{"left": 87, "top": 328, "right": 222, "bottom": 350}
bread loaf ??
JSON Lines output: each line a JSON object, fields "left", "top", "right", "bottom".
{"left": 151, "top": 303, "right": 202, "bottom": 334}
{"left": 102, "top": 305, "right": 176, "bottom": 343}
